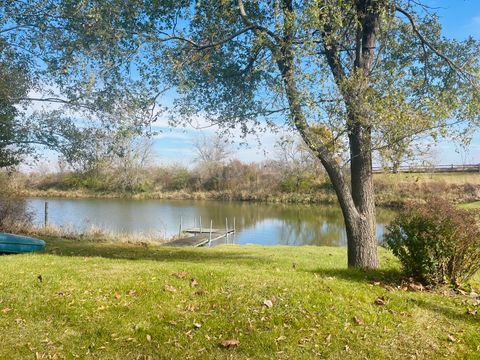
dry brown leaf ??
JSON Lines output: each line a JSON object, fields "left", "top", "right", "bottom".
{"left": 114, "top": 292, "right": 122, "bottom": 300}
{"left": 270, "top": 296, "right": 278, "bottom": 304}
{"left": 275, "top": 336, "right": 286, "bottom": 343}
{"left": 466, "top": 309, "right": 477, "bottom": 316}
{"left": 263, "top": 299, "right": 273, "bottom": 308}
{"left": 447, "top": 334, "right": 456, "bottom": 343}
{"left": 195, "top": 288, "right": 205, "bottom": 296}
{"left": 374, "top": 296, "right": 386, "bottom": 306}
{"left": 325, "top": 334, "right": 332, "bottom": 343}
{"left": 128, "top": 289, "right": 137, "bottom": 296}
{"left": 146, "top": 334, "right": 151, "bottom": 342}
{"left": 164, "top": 285, "right": 177, "bottom": 293}
{"left": 407, "top": 283, "right": 424, "bottom": 292}
{"left": 185, "top": 304, "right": 196, "bottom": 312}
{"left": 172, "top": 271, "right": 188, "bottom": 279}
{"left": 190, "top": 278, "right": 199, "bottom": 288}
{"left": 353, "top": 316, "right": 364, "bottom": 325}
{"left": 220, "top": 339, "right": 240, "bottom": 348}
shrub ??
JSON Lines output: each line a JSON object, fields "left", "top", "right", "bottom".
{"left": 384, "top": 198, "right": 480, "bottom": 287}
{"left": 0, "top": 194, "right": 33, "bottom": 232}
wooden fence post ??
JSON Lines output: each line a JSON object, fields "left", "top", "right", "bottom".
{"left": 44, "top": 202, "right": 48, "bottom": 228}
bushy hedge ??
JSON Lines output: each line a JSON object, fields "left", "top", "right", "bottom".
{"left": 384, "top": 198, "right": 480, "bottom": 287}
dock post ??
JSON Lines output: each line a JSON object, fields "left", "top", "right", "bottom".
{"left": 44, "top": 202, "right": 48, "bottom": 228}
{"left": 209, "top": 220, "right": 213, "bottom": 246}
{"left": 225, "top": 217, "right": 228, "bottom": 243}
{"left": 233, "top": 217, "right": 236, "bottom": 245}
{"left": 194, "top": 217, "right": 197, "bottom": 233}
{"left": 178, "top": 215, "right": 182, "bottom": 237}
{"left": 200, "top": 216, "right": 202, "bottom": 234}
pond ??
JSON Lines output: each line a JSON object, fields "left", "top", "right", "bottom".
{"left": 26, "top": 198, "right": 395, "bottom": 246}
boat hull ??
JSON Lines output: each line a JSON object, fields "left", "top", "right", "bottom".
{"left": 0, "top": 233, "right": 46, "bottom": 254}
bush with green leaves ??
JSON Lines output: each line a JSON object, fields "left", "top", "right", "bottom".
{"left": 384, "top": 198, "right": 480, "bottom": 287}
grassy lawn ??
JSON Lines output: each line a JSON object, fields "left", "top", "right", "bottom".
{"left": 459, "top": 201, "right": 480, "bottom": 209}
{"left": 1, "top": 238, "right": 479, "bottom": 359}
{"left": 374, "top": 172, "right": 480, "bottom": 185}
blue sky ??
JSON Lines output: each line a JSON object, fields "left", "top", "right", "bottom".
{"left": 148, "top": 1, "right": 480, "bottom": 166}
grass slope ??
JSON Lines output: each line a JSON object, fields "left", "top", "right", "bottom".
{"left": 459, "top": 201, "right": 480, "bottom": 209}
{"left": 1, "top": 238, "right": 479, "bottom": 359}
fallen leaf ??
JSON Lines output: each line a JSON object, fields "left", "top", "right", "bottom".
{"left": 1, "top": 308, "right": 12, "bottom": 314}
{"left": 37, "top": 275, "right": 43, "bottom": 283}
{"left": 325, "top": 334, "right": 332, "bottom": 343}
{"left": 128, "top": 289, "right": 137, "bottom": 296}
{"left": 263, "top": 299, "right": 273, "bottom": 308}
{"left": 114, "top": 292, "right": 122, "bottom": 300}
{"left": 447, "top": 334, "right": 456, "bottom": 343}
{"left": 193, "top": 322, "right": 202, "bottom": 329}
{"left": 190, "top": 278, "right": 199, "bottom": 288}
{"left": 185, "top": 304, "right": 196, "bottom": 312}
{"left": 374, "top": 297, "right": 386, "bottom": 306}
{"left": 344, "top": 344, "right": 350, "bottom": 352}
{"left": 146, "top": 334, "right": 151, "bottom": 342}
{"left": 353, "top": 316, "right": 364, "bottom": 325}
{"left": 275, "top": 336, "right": 286, "bottom": 343}
{"left": 172, "top": 271, "right": 188, "bottom": 279}
{"left": 220, "top": 339, "right": 240, "bottom": 348}
{"left": 407, "top": 283, "right": 424, "bottom": 292}
{"left": 466, "top": 309, "right": 477, "bottom": 316}
{"left": 195, "top": 288, "right": 205, "bottom": 296}
{"left": 164, "top": 285, "right": 177, "bottom": 293}
{"left": 270, "top": 296, "right": 278, "bottom": 304}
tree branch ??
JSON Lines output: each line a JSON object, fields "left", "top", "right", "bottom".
{"left": 396, "top": 6, "right": 479, "bottom": 87}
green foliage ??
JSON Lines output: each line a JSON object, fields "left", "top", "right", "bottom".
{"left": 384, "top": 198, "right": 480, "bottom": 286}
{"left": 168, "top": 168, "right": 191, "bottom": 191}
{"left": 63, "top": 171, "right": 108, "bottom": 191}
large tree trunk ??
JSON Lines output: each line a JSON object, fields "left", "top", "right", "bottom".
{"left": 345, "top": 124, "right": 378, "bottom": 268}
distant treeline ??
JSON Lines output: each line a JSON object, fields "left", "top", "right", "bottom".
{"left": 16, "top": 159, "right": 330, "bottom": 196}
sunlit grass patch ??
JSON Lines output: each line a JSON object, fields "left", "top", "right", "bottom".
{"left": 0, "top": 237, "right": 479, "bottom": 359}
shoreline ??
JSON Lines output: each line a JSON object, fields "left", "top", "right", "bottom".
{"left": 15, "top": 187, "right": 480, "bottom": 209}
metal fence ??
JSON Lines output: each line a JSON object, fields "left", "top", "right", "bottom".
{"left": 372, "top": 164, "right": 480, "bottom": 174}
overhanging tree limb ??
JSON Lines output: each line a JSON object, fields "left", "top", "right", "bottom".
{"left": 396, "top": 6, "right": 479, "bottom": 88}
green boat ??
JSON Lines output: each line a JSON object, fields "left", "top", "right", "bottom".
{"left": 0, "top": 233, "right": 45, "bottom": 254}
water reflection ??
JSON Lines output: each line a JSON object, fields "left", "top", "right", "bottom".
{"left": 26, "top": 198, "right": 395, "bottom": 246}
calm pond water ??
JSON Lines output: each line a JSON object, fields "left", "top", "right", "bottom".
{"left": 26, "top": 198, "right": 395, "bottom": 246}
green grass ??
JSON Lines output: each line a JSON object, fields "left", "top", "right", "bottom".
{"left": 374, "top": 172, "right": 480, "bottom": 184}
{"left": 1, "top": 238, "right": 479, "bottom": 359}
{"left": 459, "top": 201, "right": 480, "bottom": 209}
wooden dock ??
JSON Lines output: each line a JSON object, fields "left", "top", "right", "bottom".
{"left": 163, "top": 228, "right": 235, "bottom": 247}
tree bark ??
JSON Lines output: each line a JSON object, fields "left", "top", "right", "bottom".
{"left": 346, "top": 123, "right": 378, "bottom": 268}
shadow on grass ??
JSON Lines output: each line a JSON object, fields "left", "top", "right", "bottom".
{"left": 410, "top": 298, "right": 479, "bottom": 325}
{"left": 311, "top": 267, "right": 403, "bottom": 284}
{"left": 40, "top": 237, "right": 271, "bottom": 265}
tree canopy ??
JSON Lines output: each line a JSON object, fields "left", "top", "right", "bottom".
{"left": 0, "top": 0, "right": 156, "bottom": 168}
